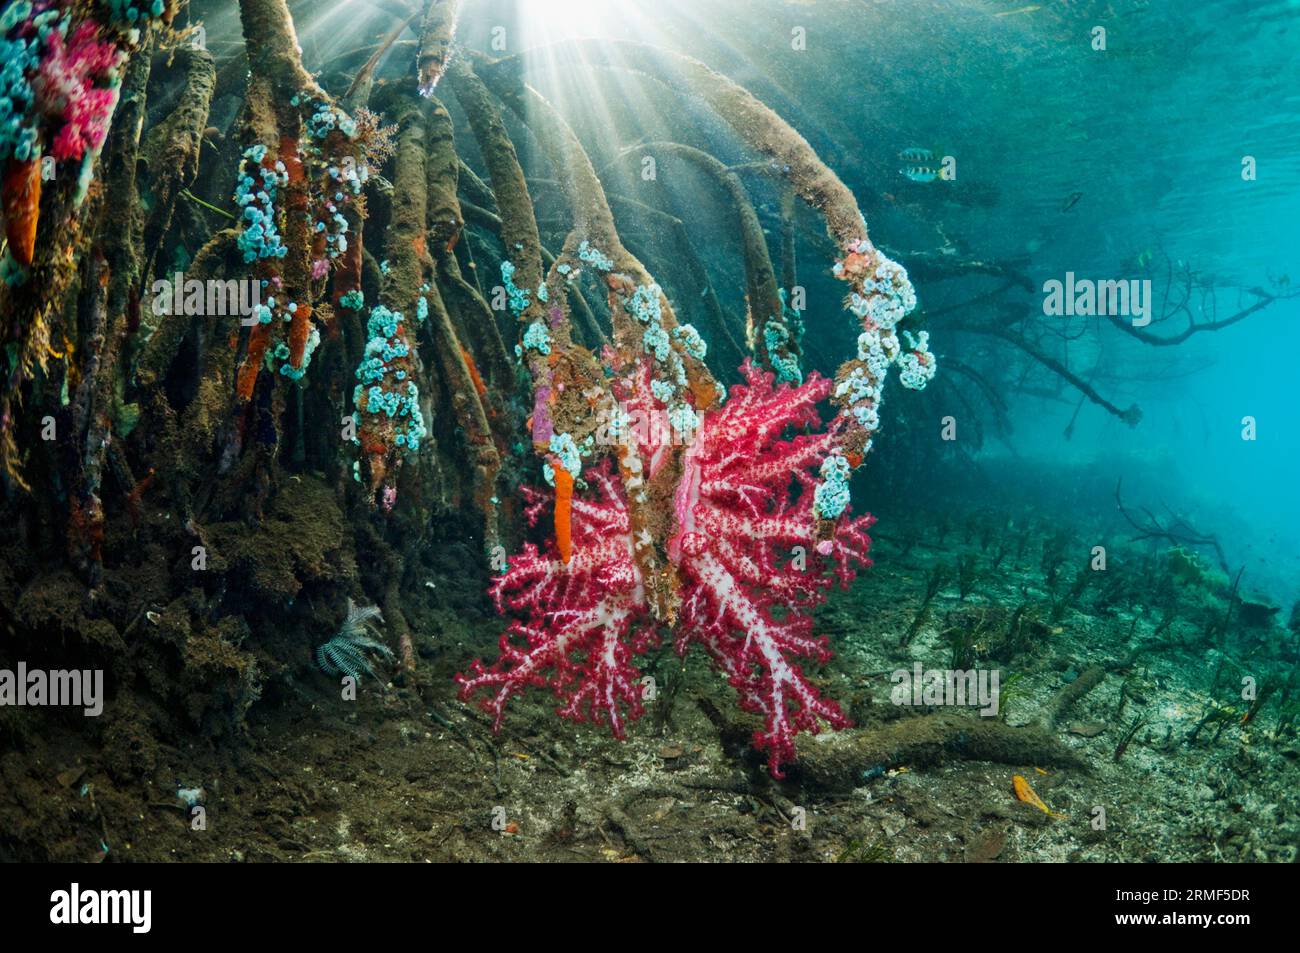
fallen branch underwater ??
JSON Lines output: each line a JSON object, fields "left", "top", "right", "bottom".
{"left": 794, "top": 712, "right": 1086, "bottom": 792}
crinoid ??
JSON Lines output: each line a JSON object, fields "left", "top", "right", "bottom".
{"left": 315, "top": 599, "right": 393, "bottom": 681}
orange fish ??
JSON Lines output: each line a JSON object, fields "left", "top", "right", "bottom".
{"left": 1012, "top": 774, "right": 1065, "bottom": 819}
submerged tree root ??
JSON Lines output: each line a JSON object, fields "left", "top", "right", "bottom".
{"left": 789, "top": 713, "right": 1086, "bottom": 792}
{"left": 697, "top": 697, "right": 1083, "bottom": 791}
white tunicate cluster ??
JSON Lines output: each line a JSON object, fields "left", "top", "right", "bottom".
{"left": 643, "top": 322, "right": 671, "bottom": 362}
{"left": 817, "top": 249, "right": 933, "bottom": 520}
{"left": 838, "top": 255, "right": 930, "bottom": 429}
{"left": 813, "top": 452, "right": 852, "bottom": 521}
{"left": 898, "top": 330, "right": 937, "bottom": 390}
{"left": 668, "top": 403, "right": 700, "bottom": 439}
{"left": 835, "top": 365, "right": 874, "bottom": 404}
{"left": 550, "top": 432, "right": 581, "bottom": 475}
{"left": 623, "top": 281, "right": 699, "bottom": 445}
{"left": 844, "top": 258, "right": 917, "bottom": 330}
{"left": 604, "top": 402, "right": 631, "bottom": 447}
{"left": 851, "top": 402, "right": 879, "bottom": 435}
{"left": 577, "top": 239, "right": 614, "bottom": 272}
{"left": 542, "top": 431, "right": 581, "bottom": 486}
{"left": 650, "top": 378, "right": 676, "bottom": 404}
{"left": 671, "top": 323, "right": 708, "bottom": 361}
{"left": 856, "top": 326, "right": 898, "bottom": 377}
{"left": 522, "top": 319, "right": 551, "bottom": 355}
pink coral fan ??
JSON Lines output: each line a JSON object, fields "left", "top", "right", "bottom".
{"left": 33, "top": 21, "right": 124, "bottom": 163}
{"left": 459, "top": 361, "right": 874, "bottom": 776}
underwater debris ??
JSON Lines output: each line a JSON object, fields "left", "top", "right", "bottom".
{"left": 902, "top": 562, "right": 949, "bottom": 647}
{"left": 1238, "top": 596, "right": 1280, "bottom": 628}
{"left": 315, "top": 600, "right": 393, "bottom": 682}
{"left": 956, "top": 552, "right": 981, "bottom": 601}
{"left": 1113, "top": 714, "right": 1148, "bottom": 762}
{"left": 997, "top": 672, "right": 1026, "bottom": 723}
{"left": 1068, "top": 721, "right": 1107, "bottom": 738}
{"left": 1049, "top": 564, "right": 1092, "bottom": 623}
{"left": 1041, "top": 664, "right": 1105, "bottom": 728}
{"left": 1115, "top": 479, "right": 1229, "bottom": 574}
{"left": 1187, "top": 701, "right": 1240, "bottom": 746}
{"left": 836, "top": 836, "right": 894, "bottom": 863}
{"left": 790, "top": 711, "right": 1083, "bottom": 793}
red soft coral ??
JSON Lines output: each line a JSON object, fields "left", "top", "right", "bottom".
{"left": 459, "top": 361, "right": 873, "bottom": 776}
{"left": 457, "top": 462, "right": 655, "bottom": 739}
{"left": 669, "top": 362, "right": 872, "bottom": 774}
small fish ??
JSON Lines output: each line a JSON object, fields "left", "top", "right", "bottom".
{"left": 901, "top": 166, "right": 939, "bottom": 183}
{"left": 995, "top": 4, "right": 1041, "bottom": 16}
{"left": 1061, "top": 190, "right": 1083, "bottom": 212}
{"left": 1012, "top": 774, "right": 1066, "bottom": 819}
{"left": 898, "top": 147, "right": 944, "bottom": 183}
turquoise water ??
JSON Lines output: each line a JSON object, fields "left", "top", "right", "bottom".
{"left": 599, "top": 0, "right": 1300, "bottom": 599}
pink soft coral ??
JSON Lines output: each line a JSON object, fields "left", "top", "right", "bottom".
{"left": 33, "top": 21, "right": 124, "bottom": 163}
{"left": 669, "top": 362, "right": 872, "bottom": 773}
{"left": 459, "top": 361, "right": 873, "bottom": 776}
{"left": 458, "top": 462, "right": 654, "bottom": 739}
